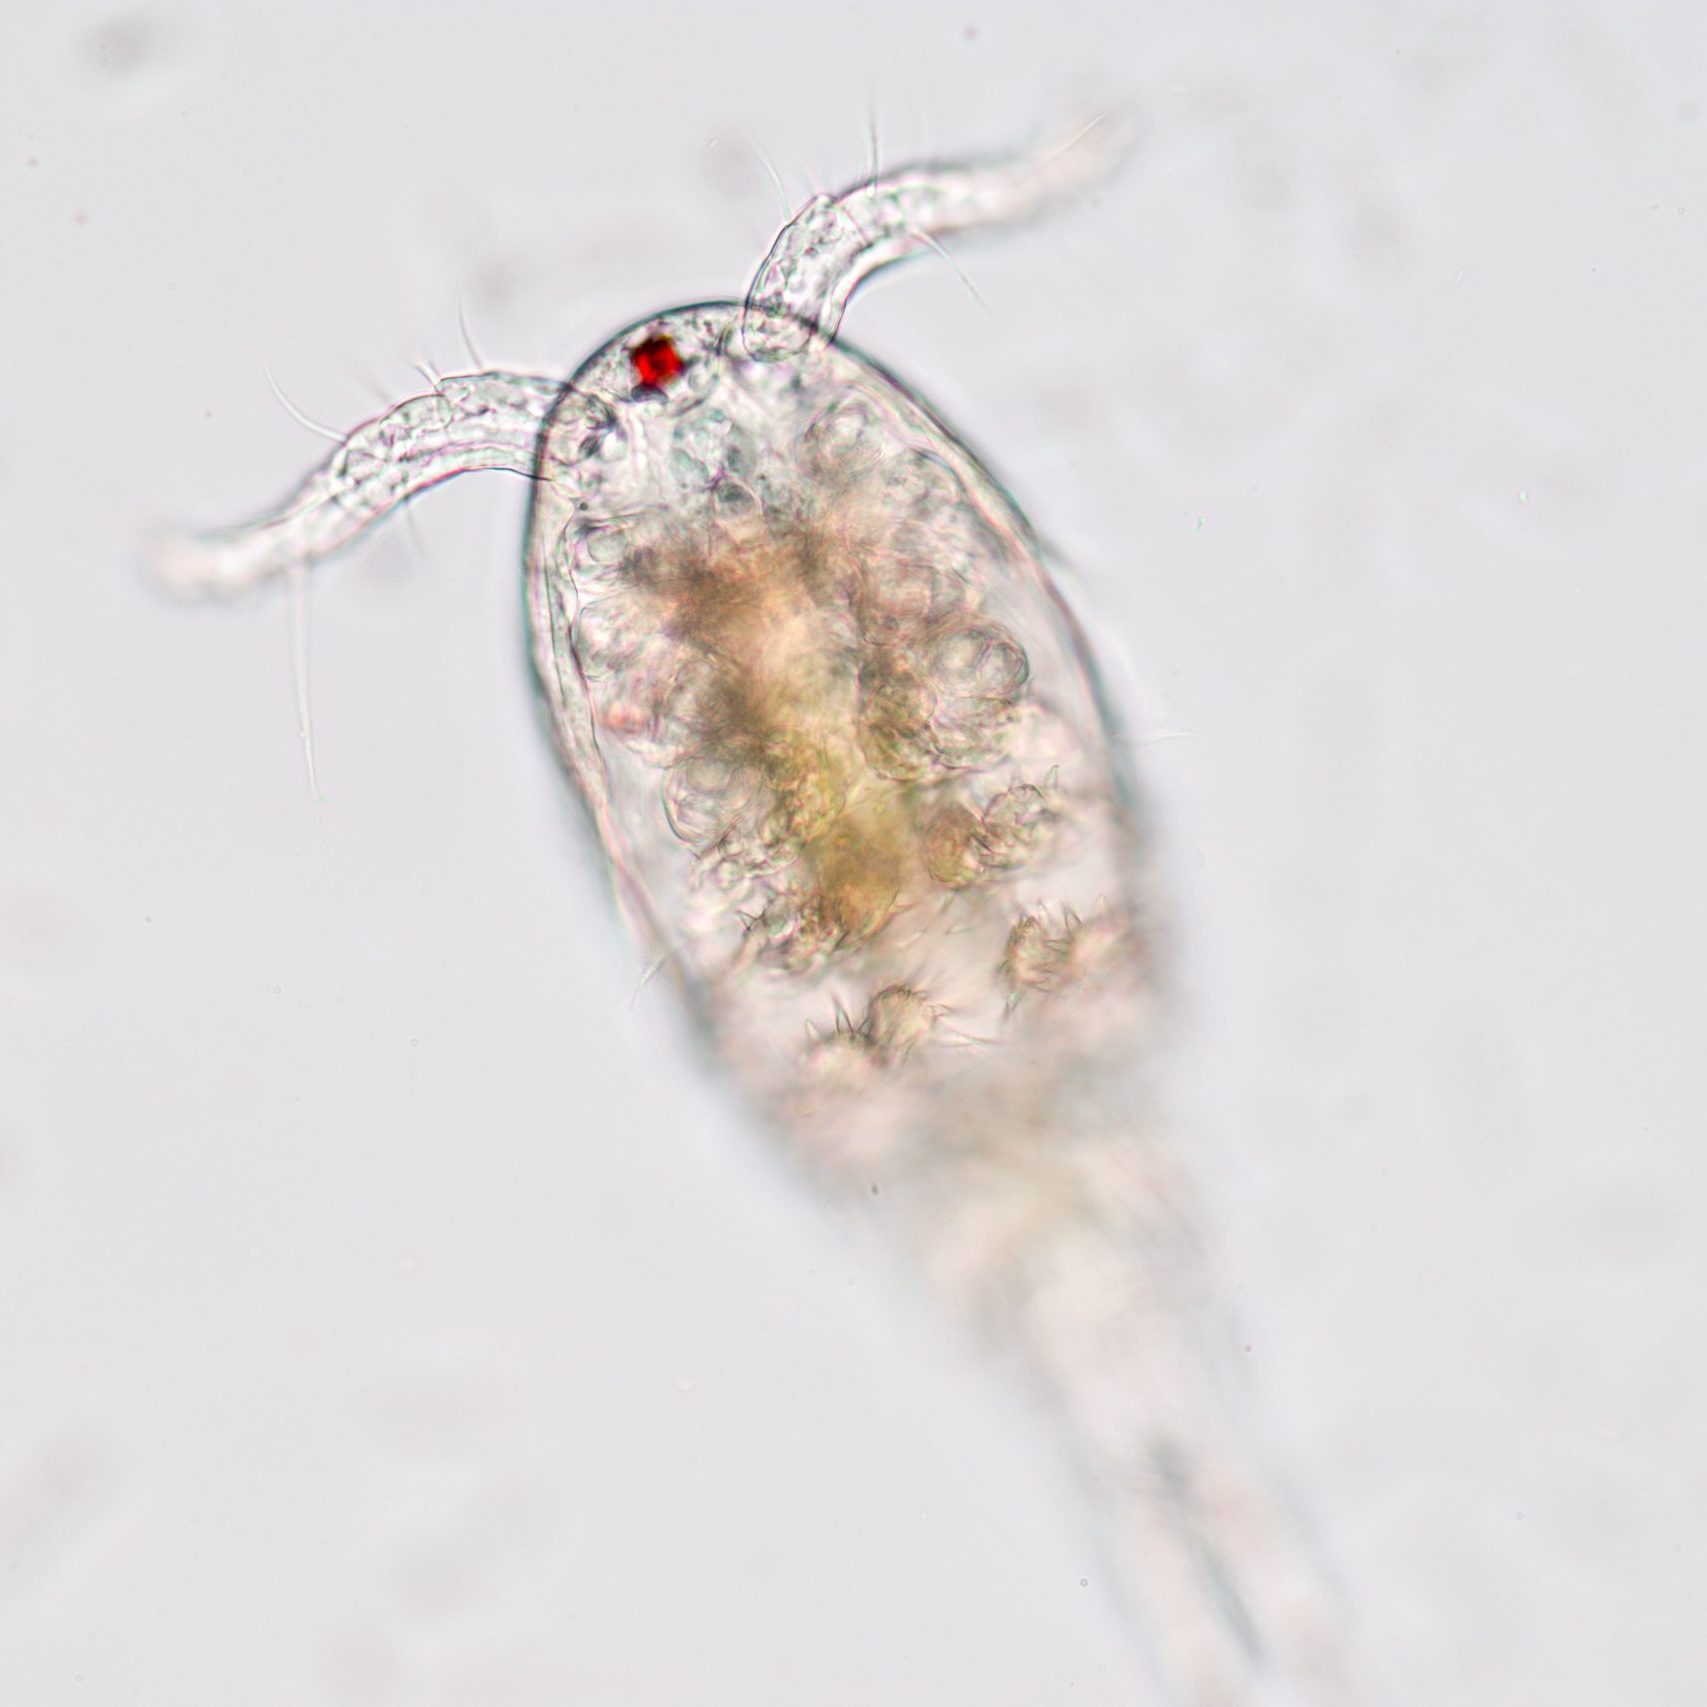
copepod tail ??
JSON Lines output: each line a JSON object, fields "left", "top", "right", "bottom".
{"left": 899, "top": 1109, "right": 1361, "bottom": 1707}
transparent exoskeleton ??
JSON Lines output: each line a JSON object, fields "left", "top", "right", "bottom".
{"left": 157, "top": 122, "right": 1358, "bottom": 1707}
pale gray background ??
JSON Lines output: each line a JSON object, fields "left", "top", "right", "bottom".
{"left": 3, "top": 2, "right": 1703, "bottom": 1703}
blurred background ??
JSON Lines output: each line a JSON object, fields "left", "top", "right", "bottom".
{"left": 3, "top": 2, "right": 1704, "bottom": 1702}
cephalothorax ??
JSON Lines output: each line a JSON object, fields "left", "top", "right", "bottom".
{"left": 160, "top": 124, "right": 1355, "bottom": 1707}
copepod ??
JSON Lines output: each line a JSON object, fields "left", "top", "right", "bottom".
{"left": 156, "top": 122, "right": 1357, "bottom": 1707}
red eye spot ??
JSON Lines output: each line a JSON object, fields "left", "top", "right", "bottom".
{"left": 631, "top": 334, "right": 684, "bottom": 389}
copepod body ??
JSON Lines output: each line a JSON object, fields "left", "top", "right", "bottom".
{"left": 526, "top": 299, "right": 1147, "bottom": 1165}
{"left": 157, "top": 123, "right": 1358, "bottom": 1707}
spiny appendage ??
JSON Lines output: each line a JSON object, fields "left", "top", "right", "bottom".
{"left": 742, "top": 110, "right": 1137, "bottom": 358}
{"left": 148, "top": 372, "right": 562, "bottom": 596}
{"left": 1000, "top": 902, "right": 1142, "bottom": 999}
{"left": 806, "top": 983, "right": 946, "bottom": 1071}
